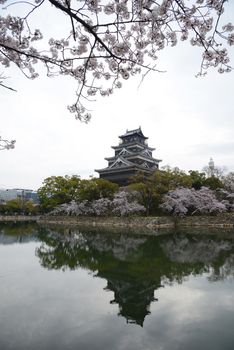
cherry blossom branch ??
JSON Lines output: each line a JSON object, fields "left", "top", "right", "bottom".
{"left": 0, "top": 136, "right": 15, "bottom": 150}
{"left": 48, "top": 0, "right": 115, "bottom": 57}
{"left": 0, "top": 0, "right": 233, "bottom": 122}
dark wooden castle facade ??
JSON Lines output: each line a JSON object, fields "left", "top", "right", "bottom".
{"left": 95, "top": 128, "right": 161, "bottom": 185}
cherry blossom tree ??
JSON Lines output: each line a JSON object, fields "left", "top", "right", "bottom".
{"left": 216, "top": 185, "right": 234, "bottom": 212}
{"left": 227, "top": 192, "right": 234, "bottom": 211}
{"left": 129, "top": 167, "right": 192, "bottom": 215}
{"left": 160, "top": 186, "right": 227, "bottom": 216}
{"left": 160, "top": 187, "right": 194, "bottom": 216}
{"left": 219, "top": 191, "right": 234, "bottom": 211}
{"left": 222, "top": 172, "right": 234, "bottom": 192}
{"left": 0, "top": 0, "right": 233, "bottom": 121}
{"left": 91, "top": 197, "right": 112, "bottom": 215}
{"left": 52, "top": 190, "right": 145, "bottom": 216}
{"left": 192, "top": 186, "right": 228, "bottom": 214}
{"left": 215, "top": 172, "right": 234, "bottom": 211}
{"left": 112, "top": 190, "right": 146, "bottom": 216}
{"left": 51, "top": 199, "right": 94, "bottom": 215}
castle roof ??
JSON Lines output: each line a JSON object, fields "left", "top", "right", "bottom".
{"left": 119, "top": 127, "right": 148, "bottom": 140}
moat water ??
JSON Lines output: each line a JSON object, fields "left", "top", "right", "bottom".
{"left": 0, "top": 223, "right": 234, "bottom": 350}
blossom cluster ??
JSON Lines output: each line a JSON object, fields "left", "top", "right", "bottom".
{"left": 0, "top": 135, "right": 15, "bottom": 150}
{"left": 160, "top": 186, "right": 233, "bottom": 216}
{"left": 0, "top": 0, "right": 233, "bottom": 120}
{"left": 52, "top": 191, "right": 146, "bottom": 216}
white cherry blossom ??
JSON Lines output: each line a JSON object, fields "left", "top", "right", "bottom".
{"left": 160, "top": 186, "right": 228, "bottom": 216}
{"left": 0, "top": 0, "right": 233, "bottom": 121}
{"left": 0, "top": 136, "right": 15, "bottom": 150}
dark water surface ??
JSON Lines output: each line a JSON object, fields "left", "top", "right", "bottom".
{"left": 0, "top": 223, "right": 234, "bottom": 350}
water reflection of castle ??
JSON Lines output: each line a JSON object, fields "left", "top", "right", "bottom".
{"left": 91, "top": 233, "right": 160, "bottom": 326}
{"left": 34, "top": 228, "right": 234, "bottom": 327}
{"left": 105, "top": 278, "right": 159, "bottom": 326}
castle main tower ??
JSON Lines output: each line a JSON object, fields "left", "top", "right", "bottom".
{"left": 95, "top": 127, "right": 161, "bottom": 185}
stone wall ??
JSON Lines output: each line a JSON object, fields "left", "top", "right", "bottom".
{"left": 0, "top": 214, "right": 234, "bottom": 229}
{"left": 175, "top": 214, "right": 234, "bottom": 228}
{"left": 0, "top": 215, "right": 38, "bottom": 222}
{"left": 37, "top": 215, "right": 175, "bottom": 228}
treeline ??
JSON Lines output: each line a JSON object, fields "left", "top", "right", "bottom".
{"left": 1, "top": 168, "right": 233, "bottom": 216}
{"left": 128, "top": 168, "right": 234, "bottom": 216}
{"left": 0, "top": 198, "right": 39, "bottom": 215}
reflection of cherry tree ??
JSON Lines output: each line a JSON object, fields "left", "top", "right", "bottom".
{"left": 209, "top": 254, "right": 234, "bottom": 281}
{"left": 36, "top": 228, "right": 234, "bottom": 324}
{"left": 36, "top": 228, "right": 234, "bottom": 282}
{"left": 1, "top": 0, "right": 233, "bottom": 121}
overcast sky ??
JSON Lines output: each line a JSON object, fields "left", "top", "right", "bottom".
{"left": 1, "top": 1, "right": 234, "bottom": 190}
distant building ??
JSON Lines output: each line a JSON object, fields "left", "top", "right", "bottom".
{"left": 208, "top": 157, "right": 215, "bottom": 177}
{"left": 95, "top": 127, "right": 161, "bottom": 185}
{"left": 0, "top": 188, "right": 38, "bottom": 204}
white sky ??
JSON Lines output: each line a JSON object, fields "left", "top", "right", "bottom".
{"left": 1, "top": 1, "right": 234, "bottom": 190}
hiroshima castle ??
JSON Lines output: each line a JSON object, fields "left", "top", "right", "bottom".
{"left": 95, "top": 127, "right": 161, "bottom": 185}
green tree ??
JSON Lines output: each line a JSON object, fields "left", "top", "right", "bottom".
{"left": 78, "top": 178, "right": 118, "bottom": 202}
{"left": 4, "top": 198, "right": 22, "bottom": 214}
{"left": 189, "top": 170, "right": 206, "bottom": 190}
{"left": 189, "top": 169, "right": 224, "bottom": 190}
{"left": 38, "top": 176, "right": 118, "bottom": 211}
{"left": 24, "top": 200, "right": 39, "bottom": 215}
{"left": 129, "top": 168, "right": 192, "bottom": 215}
{"left": 2, "top": 198, "right": 39, "bottom": 215}
{"left": 204, "top": 176, "right": 223, "bottom": 190}
{"left": 38, "top": 175, "right": 81, "bottom": 211}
